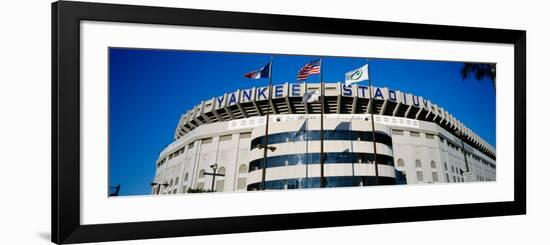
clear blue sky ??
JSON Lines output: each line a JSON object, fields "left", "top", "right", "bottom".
{"left": 109, "top": 48, "right": 496, "bottom": 196}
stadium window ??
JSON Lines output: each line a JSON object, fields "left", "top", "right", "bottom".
{"left": 453, "top": 176, "right": 457, "bottom": 182}
{"left": 430, "top": 161, "right": 437, "bottom": 169}
{"left": 173, "top": 189, "right": 177, "bottom": 194}
{"left": 397, "top": 159, "right": 405, "bottom": 167}
{"left": 216, "top": 180, "right": 224, "bottom": 191}
{"left": 240, "top": 132, "right": 252, "bottom": 139}
{"left": 444, "top": 162, "right": 448, "bottom": 171}
{"left": 251, "top": 130, "right": 393, "bottom": 147}
{"left": 392, "top": 129, "right": 404, "bottom": 136}
{"left": 169, "top": 179, "right": 173, "bottom": 186}
{"left": 416, "top": 171, "right": 424, "bottom": 181}
{"left": 237, "top": 178, "right": 247, "bottom": 189}
{"left": 432, "top": 172, "right": 439, "bottom": 182}
{"left": 202, "top": 137, "right": 213, "bottom": 144}
{"left": 439, "top": 136, "right": 445, "bottom": 143}
{"left": 445, "top": 173, "right": 450, "bottom": 182}
{"left": 410, "top": 131, "right": 420, "bottom": 137}
{"left": 239, "top": 164, "right": 248, "bottom": 174}
{"left": 199, "top": 169, "right": 206, "bottom": 178}
{"left": 175, "top": 177, "right": 179, "bottom": 185}
{"left": 218, "top": 167, "right": 226, "bottom": 176}
{"left": 219, "top": 134, "right": 233, "bottom": 142}
{"left": 248, "top": 152, "right": 396, "bottom": 170}
{"left": 415, "top": 159, "right": 422, "bottom": 168}
{"left": 184, "top": 173, "right": 189, "bottom": 182}
{"left": 425, "top": 133, "right": 435, "bottom": 139}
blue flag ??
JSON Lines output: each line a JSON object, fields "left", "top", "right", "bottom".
{"left": 244, "top": 63, "right": 271, "bottom": 79}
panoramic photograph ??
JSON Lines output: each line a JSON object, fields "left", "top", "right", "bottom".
{"left": 108, "top": 48, "right": 496, "bottom": 196}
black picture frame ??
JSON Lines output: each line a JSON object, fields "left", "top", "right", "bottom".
{"left": 52, "top": 1, "right": 526, "bottom": 244}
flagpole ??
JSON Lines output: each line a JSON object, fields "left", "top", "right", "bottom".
{"left": 367, "top": 61, "right": 380, "bottom": 185}
{"left": 350, "top": 120, "right": 355, "bottom": 178}
{"left": 305, "top": 82, "right": 309, "bottom": 188}
{"left": 319, "top": 58, "right": 326, "bottom": 188}
{"left": 260, "top": 57, "right": 273, "bottom": 190}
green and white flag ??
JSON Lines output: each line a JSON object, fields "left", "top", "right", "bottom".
{"left": 345, "top": 64, "right": 369, "bottom": 86}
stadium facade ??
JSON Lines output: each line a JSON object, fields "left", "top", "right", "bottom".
{"left": 151, "top": 83, "right": 496, "bottom": 194}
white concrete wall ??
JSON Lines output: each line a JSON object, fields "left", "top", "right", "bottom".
{"left": 153, "top": 114, "right": 495, "bottom": 194}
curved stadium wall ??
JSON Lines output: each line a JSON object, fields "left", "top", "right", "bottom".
{"left": 151, "top": 83, "right": 496, "bottom": 194}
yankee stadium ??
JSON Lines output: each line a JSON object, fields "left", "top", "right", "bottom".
{"left": 150, "top": 81, "right": 496, "bottom": 194}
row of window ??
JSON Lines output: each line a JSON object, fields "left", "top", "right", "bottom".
{"left": 163, "top": 189, "right": 178, "bottom": 194}
{"left": 444, "top": 162, "right": 465, "bottom": 183}
{"left": 156, "top": 158, "right": 167, "bottom": 168}
{"left": 156, "top": 184, "right": 178, "bottom": 195}
{"left": 392, "top": 129, "right": 495, "bottom": 169}
{"left": 250, "top": 130, "right": 393, "bottom": 150}
{"left": 160, "top": 164, "right": 248, "bottom": 193}
{"left": 445, "top": 174, "right": 464, "bottom": 183}
{"left": 445, "top": 162, "right": 494, "bottom": 182}
{"left": 395, "top": 159, "right": 440, "bottom": 182}
{"left": 157, "top": 133, "right": 250, "bottom": 168}
{"left": 248, "top": 152, "right": 395, "bottom": 171}
{"left": 198, "top": 167, "right": 227, "bottom": 178}
{"left": 479, "top": 158, "right": 496, "bottom": 169}
{"left": 413, "top": 171, "right": 440, "bottom": 182}
{"left": 477, "top": 175, "right": 492, "bottom": 181}
{"left": 446, "top": 139, "right": 496, "bottom": 169}
{"left": 247, "top": 176, "right": 396, "bottom": 190}
{"left": 202, "top": 135, "right": 234, "bottom": 144}
{"left": 396, "top": 159, "right": 486, "bottom": 184}
{"left": 396, "top": 159, "right": 438, "bottom": 169}
{"left": 157, "top": 147, "right": 186, "bottom": 168}
{"left": 446, "top": 141, "right": 462, "bottom": 152}
{"left": 196, "top": 164, "right": 248, "bottom": 178}
{"left": 163, "top": 178, "right": 248, "bottom": 194}
{"left": 391, "top": 129, "right": 435, "bottom": 140}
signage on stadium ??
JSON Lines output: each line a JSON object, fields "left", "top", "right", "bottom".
{"left": 214, "top": 83, "right": 431, "bottom": 111}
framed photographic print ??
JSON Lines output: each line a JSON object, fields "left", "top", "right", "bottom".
{"left": 52, "top": 1, "right": 526, "bottom": 244}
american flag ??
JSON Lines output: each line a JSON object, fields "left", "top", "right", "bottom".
{"left": 297, "top": 59, "right": 321, "bottom": 80}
